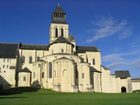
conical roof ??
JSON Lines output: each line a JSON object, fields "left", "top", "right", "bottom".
{"left": 53, "top": 4, "right": 65, "bottom": 14}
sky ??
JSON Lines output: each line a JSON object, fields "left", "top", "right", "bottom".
{"left": 0, "top": 0, "right": 140, "bottom": 77}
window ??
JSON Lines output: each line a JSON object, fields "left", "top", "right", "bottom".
{"left": 3, "top": 59, "right": 5, "bottom": 62}
{"left": 48, "top": 62, "right": 52, "bottom": 78}
{"left": 23, "top": 76, "right": 26, "bottom": 81}
{"left": 61, "top": 49, "right": 64, "bottom": 53}
{"left": 21, "top": 56, "right": 25, "bottom": 63}
{"left": 3, "top": 65, "right": 5, "bottom": 68}
{"left": 7, "top": 65, "right": 9, "bottom": 68}
{"left": 42, "top": 72, "right": 44, "bottom": 78}
{"left": 37, "top": 56, "right": 40, "bottom": 61}
{"left": 82, "top": 73, "right": 84, "bottom": 79}
{"left": 55, "top": 28, "right": 58, "bottom": 37}
{"left": 29, "top": 56, "right": 32, "bottom": 63}
{"left": 92, "top": 59, "right": 95, "bottom": 65}
{"left": 61, "top": 28, "right": 64, "bottom": 36}
{"left": 38, "top": 64, "right": 41, "bottom": 67}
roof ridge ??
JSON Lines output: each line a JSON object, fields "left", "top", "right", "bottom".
{"left": 0, "top": 42, "right": 18, "bottom": 45}
{"left": 49, "top": 36, "right": 73, "bottom": 46}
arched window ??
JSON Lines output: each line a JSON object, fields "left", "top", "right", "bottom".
{"left": 23, "top": 76, "right": 26, "bottom": 81}
{"left": 61, "top": 28, "right": 64, "bottom": 36}
{"left": 92, "top": 59, "right": 95, "bottom": 65}
{"left": 42, "top": 72, "right": 44, "bottom": 78}
{"left": 48, "top": 62, "right": 52, "bottom": 78}
{"left": 82, "top": 73, "right": 84, "bottom": 79}
{"left": 21, "top": 56, "right": 25, "bottom": 63}
{"left": 61, "top": 49, "right": 64, "bottom": 53}
{"left": 29, "top": 56, "right": 32, "bottom": 63}
{"left": 55, "top": 28, "right": 58, "bottom": 37}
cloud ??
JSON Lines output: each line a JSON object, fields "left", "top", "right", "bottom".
{"left": 86, "top": 17, "right": 131, "bottom": 43}
{"left": 102, "top": 50, "right": 140, "bottom": 70}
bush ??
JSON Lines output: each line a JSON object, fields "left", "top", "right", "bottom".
{"left": 0, "top": 87, "right": 39, "bottom": 95}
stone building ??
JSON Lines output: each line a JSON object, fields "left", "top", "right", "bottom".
{"left": 0, "top": 5, "right": 140, "bottom": 93}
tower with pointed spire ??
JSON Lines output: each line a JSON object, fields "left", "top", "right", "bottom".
{"left": 49, "top": 4, "right": 69, "bottom": 43}
{"left": 52, "top": 3, "right": 67, "bottom": 24}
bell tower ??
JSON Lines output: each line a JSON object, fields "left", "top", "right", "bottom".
{"left": 49, "top": 4, "right": 69, "bottom": 43}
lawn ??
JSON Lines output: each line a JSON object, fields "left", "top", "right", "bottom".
{"left": 0, "top": 89, "right": 140, "bottom": 105}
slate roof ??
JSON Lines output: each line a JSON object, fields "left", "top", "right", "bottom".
{"left": 20, "top": 44, "right": 49, "bottom": 50}
{"left": 115, "top": 71, "right": 131, "bottom": 78}
{"left": 52, "top": 5, "right": 67, "bottom": 24}
{"left": 76, "top": 46, "right": 100, "bottom": 53}
{"left": 101, "top": 65, "right": 110, "bottom": 70}
{"left": 49, "top": 36, "right": 74, "bottom": 46}
{"left": 0, "top": 43, "right": 18, "bottom": 58}
{"left": 90, "top": 66, "right": 102, "bottom": 73}
{"left": 132, "top": 78, "right": 140, "bottom": 82}
{"left": 19, "top": 67, "right": 31, "bottom": 73}
{"left": 0, "top": 43, "right": 49, "bottom": 58}
{"left": 53, "top": 4, "right": 65, "bottom": 14}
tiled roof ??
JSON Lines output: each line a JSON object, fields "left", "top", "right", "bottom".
{"left": 115, "top": 71, "right": 131, "bottom": 78}
{"left": 76, "top": 46, "right": 100, "bottom": 53}
{"left": 0, "top": 43, "right": 18, "bottom": 58}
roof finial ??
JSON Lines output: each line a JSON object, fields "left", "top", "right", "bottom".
{"left": 58, "top": 3, "right": 60, "bottom": 7}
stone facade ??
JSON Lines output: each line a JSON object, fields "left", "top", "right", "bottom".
{"left": 0, "top": 5, "right": 140, "bottom": 93}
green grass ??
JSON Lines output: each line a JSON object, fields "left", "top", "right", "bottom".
{"left": 0, "top": 89, "right": 140, "bottom": 105}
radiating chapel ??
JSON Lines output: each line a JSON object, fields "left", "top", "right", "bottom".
{"left": 0, "top": 5, "right": 140, "bottom": 93}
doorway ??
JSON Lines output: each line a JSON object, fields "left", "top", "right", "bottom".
{"left": 121, "top": 87, "right": 126, "bottom": 93}
{"left": 0, "top": 84, "right": 3, "bottom": 89}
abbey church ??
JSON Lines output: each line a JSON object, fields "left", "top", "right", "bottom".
{"left": 0, "top": 5, "right": 140, "bottom": 93}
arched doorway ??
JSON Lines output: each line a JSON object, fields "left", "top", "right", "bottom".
{"left": 121, "top": 87, "right": 126, "bottom": 93}
{"left": 0, "top": 84, "right": 3, "bottom": 90}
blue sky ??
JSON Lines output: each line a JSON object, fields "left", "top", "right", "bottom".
{"left": 0, "top": 0, "right": 140, "bottom": 77}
